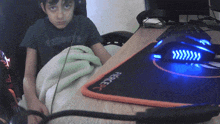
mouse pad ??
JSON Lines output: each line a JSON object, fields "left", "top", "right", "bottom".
{"left": 81, "top": 43, "right": 220, "bottom": 107}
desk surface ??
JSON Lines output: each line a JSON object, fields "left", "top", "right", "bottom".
{"left": 71, "top": 27, "right": 220, "bottom": 124}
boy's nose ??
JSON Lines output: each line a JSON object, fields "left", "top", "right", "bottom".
{"left": 57, "top": 9, "right": 64, "bottom": 19}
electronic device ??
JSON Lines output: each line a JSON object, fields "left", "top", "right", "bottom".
{"left": 145, "top": 0, "right": 210, "bottom": 22}
{"left": 156, "top": 24, "right": 211, "bottom": 42}
{"left": 144, "top": 18, "right": 161, "bottom": 24}
{"left": 143, "top": 18, "right": 165, "bottom": 28}
{"left": 210, "top": 0, "right": 220, "bottom": 12}
{"left": 152, "top": 24, "right": 216, "bottom": 63}
{"left": 136, "top": 9, "right": 167, "bottom": 27}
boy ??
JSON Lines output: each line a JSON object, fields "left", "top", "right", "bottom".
{"left": 20, "top": 0, "right": 111, "bottom": 123}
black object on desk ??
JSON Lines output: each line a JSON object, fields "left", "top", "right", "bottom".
{"left": 152, "top": 24, "right": 216, "bottom": 63}
{"left": 156, "top": 24, "right": 211, "bottom": 42}
{"left": 82, "top": 43, "right": 220, "bottom": 107}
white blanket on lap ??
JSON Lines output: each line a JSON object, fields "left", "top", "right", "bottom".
{"left": 18, "top": 45, "right": 102, "bottom": 117}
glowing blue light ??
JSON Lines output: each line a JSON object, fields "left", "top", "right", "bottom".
{"left": 179, "top": 50, "right": 183, "bottom": 60}
{"left": 154, "top": 40, "right": 163, "bottom": 48}
{"left": 193, "top": 52, "right": 197, "bottom": 61}
{"left": 180, "top": 42, "right": 214, "bottom": 54}
{"left": 195, "top": 46, "right": 215, "bottom": 54}
{"left": 172, "top": 50, "right": 201, "bottom": 61}
{"left": 186, "top": 50, "right": 190, "bottom": 60}
{"left": 170, "top": 63, "right": 202, "bottom": 75}
{"left": 197, "top": 53, "right": 201, "bottom": 61}
{"left": 176, "top": 50, "right": 180, "bottom": 59}
{"left": 186, "top": 36, "right": 211, "bottom": 46}
{"left": 189, "top": 51, "right": 193, "bottom": 60}
{"left": 153, "top": 54, "right": 161, "bottom": 59}
{"left": 183, "top": 50, "right": 186, "bottom": 60}
{"left": 172, "top": 51, "right": 176, "bottom": 59}
{"left": 199, "top": 39, "right": 211, "bottom": 45}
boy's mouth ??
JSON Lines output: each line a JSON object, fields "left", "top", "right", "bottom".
{"left": 57, "top": 21, "right": 66, "bottom": 25}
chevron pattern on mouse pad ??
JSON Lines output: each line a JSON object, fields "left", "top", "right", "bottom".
{"left": 81, "top": 43, "right": 220, "bottom": 107}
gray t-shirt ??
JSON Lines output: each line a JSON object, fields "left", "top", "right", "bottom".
{"left": 20, "top": 15, "right": 102, "bottom": 70}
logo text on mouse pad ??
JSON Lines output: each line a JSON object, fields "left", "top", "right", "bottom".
{"left": 92, "top": 72, "right": 122, "bottom": 91}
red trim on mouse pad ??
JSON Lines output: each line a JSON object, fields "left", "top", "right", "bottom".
{"left": 81, "top": 42, "right": 220, "bottom": 107}
{"left": 81, "top": 76, "right": 190, "bottom": 107}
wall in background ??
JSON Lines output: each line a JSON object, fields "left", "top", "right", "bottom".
{"left": 87, "top": 0, "right": 145, "bottom": 35}
{"left": 210, "top": 11, "right": 220, "bottom": 20}
{"left": 86, "top": 0, "right": 219, "bottom": 35}
{"left": 209, "top": 0, "right": 220, "bottom": 20}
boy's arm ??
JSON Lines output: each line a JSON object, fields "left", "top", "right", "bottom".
{"left": 23, "top": 47, "right": 49, "bottom": 123}
{"left": 23, "top": 48, "right": 48, "bottom": 113}
{"left": 91, "top": 43, "right": 111, "bottom": 64}
{"left": 23, "top": 48, "right": 38, "bottom": 104}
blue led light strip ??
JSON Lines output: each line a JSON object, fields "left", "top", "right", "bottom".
{"left": 154, "top": 40, "right": 163, "bottom": 48}
{"left": 172, "top": 50, "right": 201, "bottom": 61}
{"left": 186, "top": 50, "right": 190, "bottom": 60}
{"left": 186, "top": 36, "right": 211, "bottom": 46}
{"left": 183, "top": 50, "right": 186, "bottom": 60}
{"left": 153, "top": 54, "right": 161, "bottom": 59}
{"left": 180, "top": 42, "right": 214, "bottom": 54}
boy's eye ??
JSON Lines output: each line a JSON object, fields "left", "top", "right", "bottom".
{"left": 49, "top": 6, "right": 57, "bottom": 10}
{"left": 64, "top": 4, "right": 71, "bottom": 9}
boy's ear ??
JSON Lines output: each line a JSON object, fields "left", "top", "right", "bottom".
{"left": 40, "top": 3, "right": 47, "bottom": 14}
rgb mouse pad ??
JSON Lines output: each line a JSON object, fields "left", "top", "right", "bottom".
{"left": 81, "top": 43, "right": 220, "bottom": 107}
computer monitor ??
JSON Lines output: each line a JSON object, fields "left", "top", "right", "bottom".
{"left": 210, "top": 0, "right": 220, "bottom": 12}
{"left": 145, "top": 0, "right": 210, "bottom": 22}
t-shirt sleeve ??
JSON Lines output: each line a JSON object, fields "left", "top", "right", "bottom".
{"left": 19, "top": 22, "right": 39, "bottom": 50}
{"left": 84, "top": 17, "right": 103, "bottom": 47}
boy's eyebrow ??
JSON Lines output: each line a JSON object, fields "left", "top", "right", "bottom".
{"left": 47, "top": 0, "right": 58, "bottom": 6}
{"left": 48, "top": 2, "right": 57, "bottom": 6}
{"left": 47, "top": 0, "right": 73, "bottom": 6}
{"left": 63, "top": 0, "right": 74, "bottom": 5}
{"left": 48, "top": 3, "right": 56, "bottom": 6}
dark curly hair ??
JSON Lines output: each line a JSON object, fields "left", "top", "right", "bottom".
{"left": 39, "top": 0, "right": 75, "bottom": 9}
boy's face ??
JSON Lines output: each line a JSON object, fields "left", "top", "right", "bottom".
{"left": 41, "top": 0, "right": 75, "bottom": 29}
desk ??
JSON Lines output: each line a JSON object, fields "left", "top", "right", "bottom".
{"left": 67, "top": 27, "right": 220, "bottom": 124}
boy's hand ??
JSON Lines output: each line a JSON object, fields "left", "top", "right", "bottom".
{"left": 91, "top": 43, "right": 111, "bottom": 64}
{"left": 28, "top": 99, "right": 49, "bottom": 124}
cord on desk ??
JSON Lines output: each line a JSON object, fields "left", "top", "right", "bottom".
{"left": 17, "top": 104, "right": 220, "bottom": 124}
{"left": 136, "top": 104, "right": 220, "bottom": 124}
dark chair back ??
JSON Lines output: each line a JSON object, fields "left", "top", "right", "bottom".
{"left": 0, "top": 0, "right": 87, "bottom": 97}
